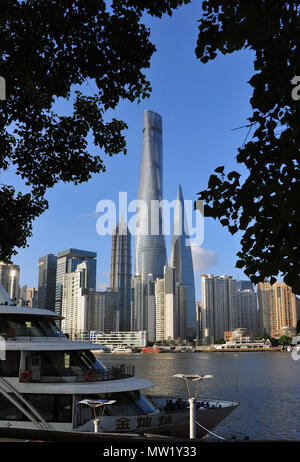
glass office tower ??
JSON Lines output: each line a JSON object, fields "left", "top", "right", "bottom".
{"left": 169, "top": 185, "right": 196, "bottom": 338}
{"left": 110, "top": 217, "right": 132, "bottom": 331}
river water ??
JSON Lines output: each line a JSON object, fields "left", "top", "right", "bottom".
{"left": 96, "top": 351, "right": 300, "bottom": 441}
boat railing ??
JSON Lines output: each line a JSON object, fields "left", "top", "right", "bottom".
{"left": 19, "top": 364, "right": 135, "bottom": 383}
{"left": 147, "top": 395, "right": 237, "bottom": 411}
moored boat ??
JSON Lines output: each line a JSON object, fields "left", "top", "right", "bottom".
{"left": 0, "top": 299, "right": 238, "bottom": 438}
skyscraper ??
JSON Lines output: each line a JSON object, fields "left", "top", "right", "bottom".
{"left": 0, "top": 263, "right": 20, "bottom": 302}
{"left": 155, "top": 266, "right": 179, "bottom": 341}
{"left": 257, "top": 281, "right": 298, "bottom": 336}
{"left": 131, "top": 273, "right": 156, "bottom": 341}
{"left": 134, "top": 110, "right": 167, "bottom": 280}
{"left": 87, "top": 289, "right": 120, "bottom": 333}
{"left": 201, "top": 274, "right": 239, "bottom": 343}
{"left": 236, "top": 289, "right": 259, "bottom": 338}
{"left": 8, "top": 264, "right": 20, "bottom": 302}
{"left": 110, "top": 217, "right": 132, "bottom": 331}
{"left": 169, "top": 185, "right": 196, "bottom": 337}
{"left": 237, "top": 280, "right": 254, "bottom": 291}
{"left": 0, "top": 262, "right": 9, "bottom": 293}
{"left": 61, "top": 261, "right": 90, "bottom": 338}
{"left": 55, "top": 248, "right": 97, "bottom": 323}
{"left": 37, "top": 253, "right": 57, "bottom": 311}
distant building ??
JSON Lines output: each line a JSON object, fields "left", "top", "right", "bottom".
{"left": 0, "top": 263, "right": 21, "bottom": 302}
{"left": 236, "top": 289, "right": 260, "bottom": 338}
{"left": 87, "top": 289, "right": 119, "bottom": 333}
{"left": 55, "top": 248, "right": 96, "bottom": 325}
{"left": 201, "top": 274, "right": 239, "bottom": 343}
{"left": 272, "top": 326, "right": 297, "bottom": 339}
{"left": 18, "top": 285, "right": 27, "bottom": 306}
{"left": 169, "top": 185, "right": 196, "bottom": 338}
{"left": 89, "top": 330, "right": 148, "bottom": 348}
{"left": 257, "top": 281, "right": 297, "bottom": 336}
{"left": 110, "top": 217, "right": 132, "bottom": 331}
{"left": 9, "top": 264, "right": 20, "bottom": 302}
{"left": 195, "top": 302, "right": 202, "bottom": 340}
{"left": 131, "top": 273, "right": 155, "bottom": 342}
{"left": 0, "top": 262, "right": 9, "bottom": 293}
{"left": 155, "top": 266, "right": 178, "bottom": 341}
{"left": 37, "top": 254, "right": 57, "bottom": 311}
{"left": 26, "top": 287, "right": 38, "bottom": 308}
{"left": 237, "top": 280, "right": 254, "bottom": 291}
{"left": 61, "top": 261, "right": 90, "bottom": 338}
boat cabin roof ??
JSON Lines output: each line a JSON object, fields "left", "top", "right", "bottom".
{"left": 0, "top": 305, "right": 62, "bottom": 319}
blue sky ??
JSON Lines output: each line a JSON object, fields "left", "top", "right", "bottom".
{"left": 7, "top": 1, "right": 260, "bottom": 299}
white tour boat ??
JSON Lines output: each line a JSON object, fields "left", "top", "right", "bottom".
{"left": 0, "top": 293, "right": 238, "bottom": 438}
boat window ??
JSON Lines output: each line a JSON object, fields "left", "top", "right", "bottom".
{"left": 0, "top": 394, "right": 30, "bottom": 421}
{"left": 40, "top": 350, "right": 107, "bottom": 376}
{"left": 24, "top": 394, "right": 73, "bottom": 423}
{"left": 0, "top": 315, "right": 64, "bottom": 337}
{"left": 0, "top": 394, "right": 73, "bottom": 423}
{"left": 76, "top": 390, "right": 156, "bottom": 420}
{"left": 0, "top": 351, "right": 20, "bottom": 377}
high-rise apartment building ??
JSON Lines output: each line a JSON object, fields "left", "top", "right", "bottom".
{"left": 201, "top": 274, "right": 239, "bottom": 343}
{"left": 131, "top": 273, "right": 156, "bottom": 341}
{"left": 87, "top": 289, "right": 119, "bottom": 333}
{"left": 155, "top": 266, "right": 180, "bottom": 341}
{"left": 236, "top": 289, "right": 259, "bottom": 338}
{"left": 257, "top": 281, "right": 297, "bottom": 336}
{"left": 37, "top": 254, "right": 57, "bottom": 311}
{"left": 237, "top": 280, "right": 254, "bottom": 291}
{"left": 170, "top": 185, "right": 196, "bottom": 338}
{"left": 134, "top": 110, "right": 167, "bottom": 280}
{"left": 61, "top": 261, "right": 90, "bottom": 338}
{"left": 110, "top": 217, "right": 132, "bottom": 331}
{"left": 55, "top": 248, "right": 96, "bottom": 323}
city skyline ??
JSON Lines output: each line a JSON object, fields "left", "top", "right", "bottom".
{"left": 6, "top": 2, "right": 263, "bottom": 301}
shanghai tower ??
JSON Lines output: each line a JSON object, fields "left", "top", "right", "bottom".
{"left": 170, "top": 184, "right": 196, "bottom": 337}
{"left": 134, "top": 110, "right": 167, "bottom": 280}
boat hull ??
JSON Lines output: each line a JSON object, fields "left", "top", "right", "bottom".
{"left": 77, "top": 404, "right": 238, "bottom": 438}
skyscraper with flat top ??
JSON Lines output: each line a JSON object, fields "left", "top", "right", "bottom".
{"left": 37, "top": 253, "right": 57, "bottom": 311}
{"left": 55, "top": 248, "right": 96, "bottom": 323}
{"left": 110, "top": 216, "right": 132, "bottom": 331}
{"left": 134, "top": 110, "right": 167, "bottom": 280}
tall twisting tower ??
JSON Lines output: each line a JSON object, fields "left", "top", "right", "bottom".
{"left": 134, "top": 110, "right": 167, "bottom": 280}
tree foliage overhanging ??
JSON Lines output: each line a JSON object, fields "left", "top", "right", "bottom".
{"left": 195, "top": 0, "right": 300, "bottom": 294}
{"left": 0, "top": 0, "right": 189, "bottom": 262}
{"left": 0, "top": 0, "right": 299, "bottom": 296}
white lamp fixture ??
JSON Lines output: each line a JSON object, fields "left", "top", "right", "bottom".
{"left": 173, "top": 374, "right": 213, "bottom": 439}
{"left": 78, "top": 399, "right": 116, "bottom": 433}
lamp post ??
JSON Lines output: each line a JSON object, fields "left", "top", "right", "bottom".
{"left": 78, "top": 399, "right": 116, "bottom": 433}
{"left": 173, "top": 374, "right": 213, "bottom": 439}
